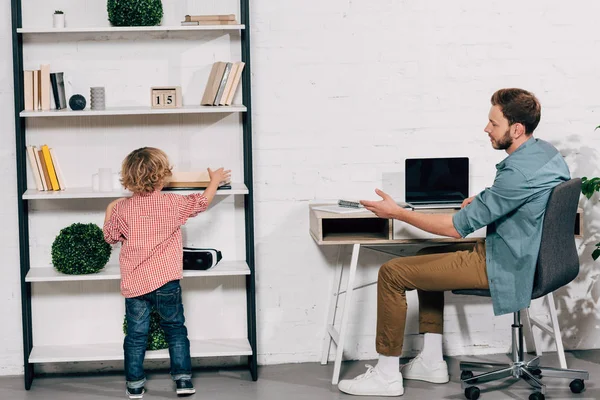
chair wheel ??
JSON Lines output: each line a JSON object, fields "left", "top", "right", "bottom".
{"left": 570, "top": 379, "right": 585, "bottom": 393}
{"left": 461, "top": 370, "right": 474, "bottom": 380}
{"left": 530, "top": 368, "right": 542, "bottom": 377}
{"left": 464, "top": 386, "right": 480, "bottom": 400}
{"left": 529, "top": 393, "right": 545, "bottom": 400}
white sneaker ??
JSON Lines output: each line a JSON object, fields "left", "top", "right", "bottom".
{"left": 401, "top": 355, "right": 449, "bottom": 384}
{"left": 338, "top": 364, "right": 404, "bottom": 396}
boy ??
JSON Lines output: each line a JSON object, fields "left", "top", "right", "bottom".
{"left": 103, "top": 147, "right": 230, "bottom": 399}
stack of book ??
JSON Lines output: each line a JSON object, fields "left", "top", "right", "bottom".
{"left": 200, "top": 61, "right": 245, "bottom": 106}
{"left": 181, "top": 14, "right": 238, "bottom": 26}
{"left": 26, "top": 145, "right": 67, "bottom": 191}
{"left": 23, "top": 66, "right": 66, "bottom": 111}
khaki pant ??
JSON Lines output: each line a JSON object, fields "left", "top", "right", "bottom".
{"left": 376, "top": 241, "right": 488, "bottom": 356}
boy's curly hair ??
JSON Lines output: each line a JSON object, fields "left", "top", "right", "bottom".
{"left": 120, "top": 147, "right": 172, "bottom": 193}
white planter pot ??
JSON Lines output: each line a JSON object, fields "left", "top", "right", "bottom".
{"left": 53, "top": 14, "right": 65, "bottom": 28}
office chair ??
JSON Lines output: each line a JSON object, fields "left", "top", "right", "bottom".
{"left": 452, "top": 178, "right": 589, "bottom": 400}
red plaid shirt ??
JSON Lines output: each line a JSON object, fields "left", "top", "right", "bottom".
{"left": 103, "top": 191, "right": 208, "bottom": 298}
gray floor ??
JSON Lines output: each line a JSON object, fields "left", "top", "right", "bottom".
{"left": 0, "top": 351, "right": 597, "bottom": 399}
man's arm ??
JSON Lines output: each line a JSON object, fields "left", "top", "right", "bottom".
{"left": 393, "top": 207, "right": 461, "bottom": 238}
{"left": 360, "top": 189, "right": 462, "bottom": 238}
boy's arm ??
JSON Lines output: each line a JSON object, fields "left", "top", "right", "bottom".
{"left": 103, "top": 198, "right": 127, "bottom": 244}
{"left": 176, "top": 168, "right": 230, "bottom": 224}
{"left": 201, "top": 179, "right": 221, "bottom": 206}
{"left": 104, "top": 198, "right": 125, "bottom": 224}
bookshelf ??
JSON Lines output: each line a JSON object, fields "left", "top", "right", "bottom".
{"left": 17, "top": 25, "right": 245, "bottom": 34}
{"left": 10, "top": 0, "right": 257, "bottom": 390}
{"left": 20, "top": 105, "right": 247, "bottom": 117}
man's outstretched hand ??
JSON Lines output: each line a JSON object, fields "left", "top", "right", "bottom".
{"left": 360, "top": 189, "right": 401, "bottom": 219}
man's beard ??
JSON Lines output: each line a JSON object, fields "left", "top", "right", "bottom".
{"left": 492, "top": 129, "right": 513, "bottom": 150}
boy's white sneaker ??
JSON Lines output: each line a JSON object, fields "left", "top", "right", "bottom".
{"left": 401, "top": 355, "right": 449, "bottom": 384}
{"left": 338, "top": 364, "right": 404, "bottom": 396}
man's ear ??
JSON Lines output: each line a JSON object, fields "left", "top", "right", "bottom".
{"left": 512, "top": 123, "right": 526, "bottom": 138}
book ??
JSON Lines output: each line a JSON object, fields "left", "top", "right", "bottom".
{"left": 54, "top": 72, "right": 66, "bottom": 109}
{"left": 223, "top": 61, "right": 245, "bottom": 105}
{"left": 37, "top": 149, "right": 52, "bottom": 190}
{"left": 50, "top": 72, "right": 65, "bottom": 109}
{"left": 185, "top": 14, "right": 236, "bottom": 22}
{"left": 23, "top": 71, "right": 34, "bottom": 111}
{"left": 32, "top": 147, "right": 47, "bottom": 191}
{"left": 213, "top": 62, "right": 233, "bottom": 105}
{"left": 181, "top": 20, "right": 238, "bottom": 25}
{"left": 33, "top": 70, "right": 39, "bottom": 111}
{"left": 40, "top": 64, "right": 51, "bottom": 111}
{"left": 218, "top": 63, "right": 239, "bottom": 106}
{"left": 41, "top": 144, "right": 60, "bottom": 190}
{"left": 49, "top": 148, "right": 66, "bottom": 190}
{"left": 26, "top": 146, "right": 43, "bottom": 191}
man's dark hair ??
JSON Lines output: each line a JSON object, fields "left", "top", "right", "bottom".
{"left": 491, "top": 88, "right": 541, "bottom": 134}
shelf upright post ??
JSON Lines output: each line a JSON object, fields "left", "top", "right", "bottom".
{"left": 240, "top": 0, "right": 257, "bottom": 381}
{"left": 10, "top": 0, "right": 34, "bottom": 390}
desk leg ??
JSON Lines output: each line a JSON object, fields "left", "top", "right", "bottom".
{"left": 332, "top": 243, "right": 360, "bottom": 385}
{"left": 321, "top": 246, "right": 345, "bottom": 365}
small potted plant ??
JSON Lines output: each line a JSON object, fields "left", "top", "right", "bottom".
{"left": 53, "top": 10, "right": 65, "bottom": 28}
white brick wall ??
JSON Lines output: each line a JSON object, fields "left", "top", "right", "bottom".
{"left": 1, "top": 0, "right": 600, "bottom": 375}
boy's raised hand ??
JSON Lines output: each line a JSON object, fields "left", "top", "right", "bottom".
{"left": 208, "top": 167, "right": 231, "bottom": 185}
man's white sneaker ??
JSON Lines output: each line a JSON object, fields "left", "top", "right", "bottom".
{"left": 401, "top": 355, "right": 449, "bottom": 384}
{"left": 338, "top": 364, "right": 404, "bottom": 396}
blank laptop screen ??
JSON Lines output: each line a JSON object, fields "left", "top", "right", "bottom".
{"left": 405, "top": 157, "right": 469, "bottom": 203}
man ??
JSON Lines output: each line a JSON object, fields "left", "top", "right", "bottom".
{"left": 337, "top": 88, "right": 570, "bottom": 397}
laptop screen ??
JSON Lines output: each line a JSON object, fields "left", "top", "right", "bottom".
{"left": 405, "top": 157, "right": 469, "bottom": 203}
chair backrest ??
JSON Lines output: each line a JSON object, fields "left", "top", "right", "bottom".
{"left": 531, "top": 178, "right": 582, "bottom": 299}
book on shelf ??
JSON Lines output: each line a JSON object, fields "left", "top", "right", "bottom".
{"left": 23, "top": 71, "right": 34, "bottom": 111}
{"left": 50, "top": 72, "right": 66, "bottom": 110}
{"left": 181, "top": 20, "right": 238, "bottom": 26}
{"left": 184, "top": 14, "right": 236, "bottom": 22}
{"left": 41, "top": 145, "right": 60, "bottom": 190}
{"left": 26, "top": 144, "right": 66, "bottom": 191}
{"left": 26, "top": 146, "right": 43, "bottom": 191}
{"left": 32, "top": 147, "right": 47, "bottom": 191}
{"left": 200, "top": 61, "right": 245, "bottom": 106}
{"left": 40, "top": 64, "right": 51, "bottom": 111}
{"left": 32, "top": 70, "right": 39, "bottom": 110}
{"left": 223, "top": 62, "right": 244, "bottom": 105}
{"left": 213, "top": 62, "right": 233, "bottom": 106}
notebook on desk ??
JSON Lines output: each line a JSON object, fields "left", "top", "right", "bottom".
{"left": 405, "top": 157, "right": 469, "bottom": 209}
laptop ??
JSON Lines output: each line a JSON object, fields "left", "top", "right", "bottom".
{"left": 405, "top": 157, "right": 469, "bottom": 209}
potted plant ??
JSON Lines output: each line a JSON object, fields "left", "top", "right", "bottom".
{"left": 580, "top": 124, "right": 600, "bottom": 259}
{"left": 53, "top": 10, "right": 65, "bottom": 28}
{"left": 51, "top": 223, "right": 111, "bottom": 274}
{"left": 107, "top": 0, "right": 163, "bottom": 27}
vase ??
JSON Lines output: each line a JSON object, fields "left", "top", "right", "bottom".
{"left": 53, "top": 14, "right": 65, "bottom": 28}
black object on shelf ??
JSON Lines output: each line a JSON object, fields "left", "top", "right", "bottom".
{"left": 69, "top": 94, "right": 86, "bottom": 110}
{"left": 183, "top": 248, "right": 222, "bottom": 271}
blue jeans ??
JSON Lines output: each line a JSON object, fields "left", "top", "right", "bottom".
{"left": 124, "top": 280, "right": 192, "bottom": 389}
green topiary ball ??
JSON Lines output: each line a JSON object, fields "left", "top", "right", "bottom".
{"left": 107, "top": 0, "right": 163, "bottom": 27}
{"left": 51, "top": 223, "right": 111, "bottom": 275}
{"left": 123, "top": 309, "right": 169, "bottom": 351}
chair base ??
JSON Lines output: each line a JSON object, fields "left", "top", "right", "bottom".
{"left": 459, "top": 356, "right": 589, "bottom": 399}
